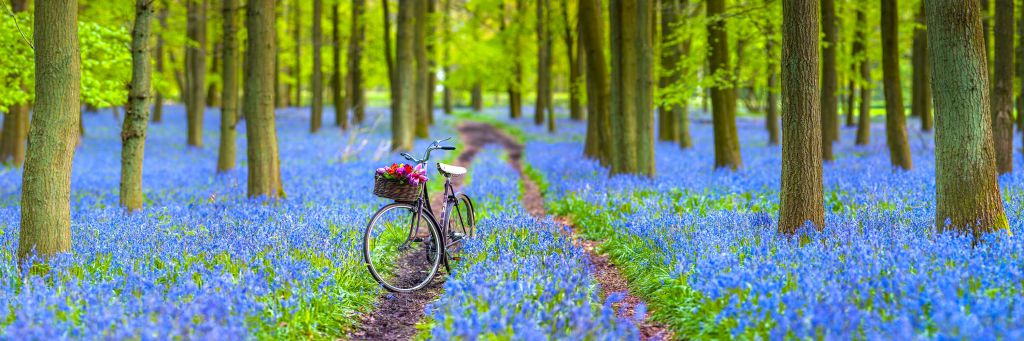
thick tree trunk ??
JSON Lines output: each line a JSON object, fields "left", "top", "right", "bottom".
{"left": 927, "top": 0, "right": 1008, "bottom": 236}
{"left": 707, "top": 0, "right": 742, "bottom": 170}
{"left": 854, "top": 7, "right": 871, "bottom": 145}
{"left": 332, "top": 3, "right": 347, "bottom": 129}
{"left": 185, "top": 0, "right": 208, "bottom": 147}
{"left": 121, "top": 0, "right": 154, "bottom": 211}
{"left": 1017, "top": 0, "right": 1024, "bottom": 131}
{"left": 218, "top": 0, "right": 239, "bottom": 173}
{"left": 881, "top": 0, "right": 912, "bottom": 170}
{"left": 580, "top": 0, "right": 613, "bottom": 165}
{"left": 293, "top": 0, "right": 302, "bottom": 107}
{"left": 821, "top": 0, "right": 837, "bottom": 161}
{"left": 535, "top": 0, "right": 551, "bottom": 127}
{"left": 19, "top": 0, "right": 80, "bottom": 261}
{"left": 992, "top": 0, "right": 1013, "bottom": 174}
{"left": 779, "top": 0, "right": 824, "bottom": 234}
{"left": 245, "top": 0, "right": 284, "bottom": 198}
{"left": 414, "top": 0, "right": 429, "bottom": 138}
{"left": 912, "top": 1, "right": 932, "bottom": 132}
{"left": 393, "top": 0, "right": 416, "bottom": 150}
{"left": 609, "top": 0, "right": 654, "bottom": 176}
{"left": 153, "top": 3, "right": 167, "bottom": 123}
{"left": 635, "top": 0, "right": 653, "bottom": 174}
{"left": 310, "top": 0, "right": 323, "bottom": 133}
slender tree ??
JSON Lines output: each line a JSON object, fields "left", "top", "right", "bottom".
{"left": 414, "top": 0, "right": 429, "bottom": 138}
{"left": 927, "top": 0, "right": 1009, "bottom": 236}
{"left": 854, "top": 5, "right": 871, "bottom": 146}
{"left": 350, "top": 0, "right": 367, "bottom": 125}
{"left": 581, "top": 0, "right": 613, "bottom": 165}
{"left": 658, "top": 0, "right": 681, "bottom": 142}
{"left": 911, "top": 1, "right": 932, "bottom": 131}
{"left": 779, "top": 0, "right": 824, "bottom": 234}
{"left": 185, "top": 0, "right": 208, "bottom": 147}
{"left": 293, "top": 0, "right": 303, "bottom": 106}
{"left": 536, "top": 0, "right": 552, "bottom": 127}
{"left": 821, "top": 0, "right": 837, "bottom": 161}
{"left": 310, "top": 0, "right": 324, "bottom": 132}
{"left": 332, "top": 3, "right": 347, "bottom": 129}
{"left": 881, "top": 0, "right": 912, "bottom": 170}
{"left": 425, "top": 0, "right": 437, "bottom": 125}
{"left": 153, "top": 2, "right": 168, "bottom": 123}
{"left": 19, "top": 0, "right": 80, "bottom": 261}
{"left": 766, "top": 39, "right": 779, "bottom": 146}
{"left": 0, "top": 0, "right": 30, "bottom": 167}
{"left": 442, "top": 0, "right": 454, "bottom": 115}
{"left": 246, "top": 0, "right": 284, "bottom": 198}
{"left": 677, "top": 0, "right": 693, "bottom": 149}
{"left": 218, "top": 0, "right": 239, "bottom": 173}
{"left": 990, "top": 0, "right": 1014, "bottom": 174}
{"left": 502, "top": 1, "right": 523, "bottom": 119}
{"left": 121, "top": 0, "right": 155, "bottom": 211}
{"left": 471, "top": 84, "right": 483, "bottom": 111}
{"left": 393, "top": 0, "right": 416, "bottom": 150}
{"left": 707, "top": 0, "right": 742, "bottom": 170}
{"left": 563, "top": 0, "right": 582, "bottom": 121}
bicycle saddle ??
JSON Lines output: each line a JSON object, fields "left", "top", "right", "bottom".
{"left": 437, "top": 163, "right": 467, "bottom": 177}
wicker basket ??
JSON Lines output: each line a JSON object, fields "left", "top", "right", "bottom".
{"left": 373, "top": 176, "right": 420, "bottom": 202}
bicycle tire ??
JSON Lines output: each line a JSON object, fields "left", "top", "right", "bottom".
{"left": 363, "top": 202, "right": 443, "bottom": 292}
{"left": 443, "top": 193, "right": 476, "bottom": 272}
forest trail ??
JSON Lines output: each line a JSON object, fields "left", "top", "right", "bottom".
{"left": 478, "top": 123, "right": 672, "bottom": 340}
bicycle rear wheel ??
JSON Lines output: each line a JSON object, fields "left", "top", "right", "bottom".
{"left": 363, "top": 202, "right": 442, "bottom": 292}
{"left": 443, "top": 193, "right": 476, "bottom": 272}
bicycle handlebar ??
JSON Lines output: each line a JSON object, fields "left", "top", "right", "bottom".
{"left": 401, "top": 138, "right": 457, "bottom": 165}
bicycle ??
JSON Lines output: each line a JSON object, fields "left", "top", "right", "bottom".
{"left": 363, "top": 138, "right": 476, "bottom": 292}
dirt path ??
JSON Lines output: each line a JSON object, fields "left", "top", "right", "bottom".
{"left": 474, "top": 123, "right": 671, "bottom": 340}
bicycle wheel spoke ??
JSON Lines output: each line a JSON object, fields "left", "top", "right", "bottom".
{"left": 364, "top": 204, "right": 442, "bottom": 292}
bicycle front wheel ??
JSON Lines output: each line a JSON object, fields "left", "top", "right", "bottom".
{"left": 363, "top": 202, "right": 443, "bottom": 292}
{"left": 444, "top": 193, "right": 476, "bottom": 272}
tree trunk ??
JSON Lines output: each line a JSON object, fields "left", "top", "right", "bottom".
{"left": 563, "top": 0, "right": 582, "bottom": 122}
{"left": 218, "top": 0, "right": 239, "bottom": 173}
{"left": 1017, "top": 0, "right": 1024, "bottom": 131}
{"left": 442, "top": 0, "right": 454, "bottom": 115}
{"left": 535, "top": 0, "right": 551, "bottom": 127}
{"left": 293, "top": 0, "right": 302, "bottom": 107}
{"left": 207, "top": 43, "right": 221, "bottom": 108}
{"left": 393, "top": 0, "right": 416, "bottom": 150}
{"left": 982, "top": 0, "right": 991, "bottom": 60}
{"left": 767, "top": 40, "right": 779, "bottom": 146}
{"left": 820, "top": 0, "right": 837, "bottom": 161}
{"left": 707, "top": 0, "right": 742, "bottom": 170}
{"left": 580, "top": 0, "right": 613, "bottom": 166}
{"left": 332, "top": 3, "right": 347, "bottom": 129}
{"left": 927, "top": 0, "right": 1008, "bottom": 236}
{"left": 992, "top": 0, "right": 1013, "bottom": 174}
{"left": 779, "top": 0, "right": 824, "bottom": 234}
{"left": 471, "top": 84, "right": 483, "bottom": 111}
{"left": 19, "top": 0, "right": 80, "bottom": 261}
{"left": 609, "top": 0, "right": 653, "bottom": 176}
{"left": 414, "top": 0, "right": 429, "bottom": 138}
{"left": 881, "top": 0, "right": 912, "bottom": 170}
{"left": 245, "top": 0, "right": 284, "bottom": 198}
{"left": 153, "top": 3, "right": 167, "bottom": 123}
{"left": 854, "top": 7, "right": 871, "bottom": 145}
{"left": 912, "top": 1, "right": 932, "bottom": 132}
{"left": 121, "top": 0, "right": 154, "bottom": 211}
{"left": 426, "top": 0, "right": 437, "bottom": 125}
{"left": 635, "top": 0, "right": 653, "bottom": 174}
{"left": 349, "top": 0, "right": 367, "bottom": 125}
{"left": 384, "top": 0, "right": 400, "bottom": 124}
{"left": 310, "top": 0, "right": 323, "bottom": 133}
{"left": 186, "top": 0, "right": 208, "bottom": 147}
{"left": 0, "top": 103, "right": 28, "bottom": 167}
{"left": 658, "top": 0, "right": 680, "bottom": 142}
{"left": 844, "top": 69, "right": 855, "bottom": 127}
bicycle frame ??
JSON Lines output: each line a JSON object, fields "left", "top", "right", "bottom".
{"left": 402, "top": 167, "right": 457, "bottom": 248}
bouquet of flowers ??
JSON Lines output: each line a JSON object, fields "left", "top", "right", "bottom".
{"left": 375, "top": 163, "right": 428, "bottom": 186}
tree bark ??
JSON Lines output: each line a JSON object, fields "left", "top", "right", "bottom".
{"left": 218, "top": 0, "right": 239, "bottom": 173}
{"left": 20, "top": 0, "right": 80, "bottom": 261}
{"left": 186, "top": 0, "right": 208, "bottom": 147}
{"left": 310, "top": 0, "right": 324, "bottom": 133}
{"left": 927, "top": 0, "right": 1009, "bottom": 236}
{"left": 1017, "top": 0, "right": 1024, "bottom": 131}
{"left": 912, "top": 1, "right": 932, "bottom": 132}
{"left": 121, "top": 0, "right": 154, "bottom": 211}
{"left": 332, "top": 3, "right": 347, "bottom": 129}
{"left": 563, "top": 0, "right": 582, "bottom": 122}
{"left": 854, "top": 6, "right": 871, "bottom": 146}
{"left": 779, "top": 0, "right": 824, "bottom": 234}
{"left": 245, "top": 0, "right": 285, "bottom": 198}
{"left": 442, "top": 0, "right": 454, "bottom": 115}
{"left": 207, "top": 43, "right": 221, "bottom": 108}
{"left": 707, "top": 0, "right": 742, "bottom": 170}
{"left": 153, "top": 2, "right": 167, "bottom": 123}
{"left": 293, "top": 0, "right": 302, "bottom": 107}
{"left": 881, "top": 0, "right": 912, "bottom": 170}
{"left": 1, "top": 0, "right": 31, "bottom": 168}
{"left": 767, "top": 39, "right": 779, "bottom": 146}
{"left": 426, "top": 0, "right": 437, "bottom": 125}
{"left": 393, "top": 0, "right": 416, "bottom": 150}
{"left": 609, "top": 0, "right": 654, "bottom": 176}
{"left": 471, "top": 83, "right": 483, "bottom": 111}
{"left": 414, "top": 0, "right": 429, "bottom": 138}
{"left": 508, "top": 0, "right": 524, "bottom": 119}
{"left": 535, "top": 0, "right": 551, "bottom": 127}
{"left": 821, "top": 0, "right": 837, "bottom": 161}
{"left": 990, "top": 0, "right": 1014, "bottom": 174}
{"left": 350, "top": 0, "right": 367, "bottom": 125}
{"left": 658, "top": 0, "right": 681, "bottom": 142}
{"left": 581, "top": 0, "right": 613, "bottom": 166}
